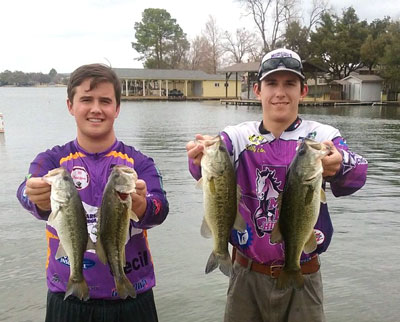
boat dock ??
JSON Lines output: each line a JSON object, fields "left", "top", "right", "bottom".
{"left": 220, "top": 99, "right": 394, "bottom": 107}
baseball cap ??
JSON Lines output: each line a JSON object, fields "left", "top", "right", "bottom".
{"left": 257, "top": 48, "right": 305, "bottom": 81}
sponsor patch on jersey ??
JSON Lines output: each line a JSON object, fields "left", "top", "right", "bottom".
{"left": 57, "top": 256, "right": 96, "bottom": 270}
{"left": 71, "top": 166, "right": 90, "bottom": 190}
{"left": 135, "top": 279, "right": 148, "bottom": 291}
{"left": 233, "top": 223, "right": 254, "bottom": 250}
{"left": 152, "top": 198, "right": 162, "bottom": 215}
{"left": 314, "top": 229, "right": 325, "bottom": 245}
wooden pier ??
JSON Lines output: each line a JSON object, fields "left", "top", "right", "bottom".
{"left": 220, "top": 99, "right": 394, "bottom": 107}
{"left": 220, "top": 99, "right": 261, "bottom": 106}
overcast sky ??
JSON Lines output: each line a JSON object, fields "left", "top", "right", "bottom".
{"left": 1, "top": 0, "right": 399, "bottom": 73}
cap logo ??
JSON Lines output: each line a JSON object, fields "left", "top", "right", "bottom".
{"left": 271, "top": 52, "right": 292, "bottom": 59}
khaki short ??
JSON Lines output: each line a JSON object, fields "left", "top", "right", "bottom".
{"left": 224, "top": 261, "right": 325, "bottom": 322}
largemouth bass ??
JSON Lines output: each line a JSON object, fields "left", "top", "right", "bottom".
{"left": 199, "top": 135, "right": 244, "bottom": 277}
{"left": 96, "top": 165, "right": 138, "bottom": 299}
{"left": 270, "top": 138, "right": 330, "bottom": 289}
{"left": 43, "top": 167, "right": 90, "bottom": 301}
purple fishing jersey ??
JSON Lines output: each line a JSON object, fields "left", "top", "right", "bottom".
{"left": 189, "top": 118, "right": 367, "bottom": 265}
{"left": 17, "top": 139, "right": 169, "bottom": 299}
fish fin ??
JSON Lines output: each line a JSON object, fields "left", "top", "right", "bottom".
{"left": 120, "top": 245, "right": 126, "bottom": 268}
{"left": 129, "top": 209, "right": 139, "bottom": 222}
{"left": 200, "top": 217, "right": 212, "bottom": 238}
{"left": 304, "top": 231, "right": 317, "bottom": 254}
{"left": 64, "top": 278, "right": 90, "bottom": 301}
{"left": 270, "top": 222, "right": 283, "bottom": 244}
{"left": 233, "top": 185, "right": 246, "bottom": 232}
{"left": 86, "top": 237, "right": 96, "bottom": 252}
{"left": 47, "top": 207, "right": 60, "bottom": 226}
{"left": 55, "top": 243, "right": 67, "bottom": 259}
{"left": 205, "top": 251, "right": 232, "bottom": 277}
{"left": 236, "top": 184, "right": 242, "bottom": 203}
{"left": 115, "top": 275, "right": 136, "bottom": 299}
{"left": 276, "top": 193, "right": 283, "bottom": 213}
{"left": 95, "top": 237, "right": 108, "bottom": 265}
{"left": 233, "top": 213, "right": 247, "bottom": 232}
{"left": 320, "top": 188, "right": 327, "bottom": 204}
{"left": 276, "top": 269, "right": 304, "bottom": 290}
{"left": 195, "top": 178, "right": 203, "bottom": 189}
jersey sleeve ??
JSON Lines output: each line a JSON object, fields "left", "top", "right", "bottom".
{"left": 327, "top": 137, "right": 368, "bottom": 197}
{"left": 16, "top": 150, "right": 58, "bottom": 220}
{"left": 132, "top": 151, "right": 169, "bottom": 229}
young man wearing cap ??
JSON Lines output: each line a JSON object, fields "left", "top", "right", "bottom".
{"left": 186, "top": 48, "right": 367, "bottom": 321}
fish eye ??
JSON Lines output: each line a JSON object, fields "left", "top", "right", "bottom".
{"left": 218, "top": 146, "right": 226, "bottom": 152}
{"left": 63, "top": 176, "right": 69, "bottom": 181}
{"left": 298, "top": 146, "right": 306, "bottom": 155}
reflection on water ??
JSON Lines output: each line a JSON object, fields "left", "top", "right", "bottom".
{"left": 0, "top": 87, "right": 399, "bottom": 322}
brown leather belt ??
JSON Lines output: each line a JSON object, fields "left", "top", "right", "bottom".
{"left": 233, "top": 248, "right": 320, "bottom": 278}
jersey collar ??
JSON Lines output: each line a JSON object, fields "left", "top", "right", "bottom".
{"left": 259, "top": 117, "right": 302, "bottom": 134}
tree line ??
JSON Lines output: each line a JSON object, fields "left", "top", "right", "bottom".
{"left": 132, "top": 1, "right": 400, "bottom": 90}
{"left": 0, "top": 68, "right": 68, "bottom": 86}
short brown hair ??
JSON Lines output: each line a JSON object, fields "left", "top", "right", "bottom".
{"left": 67, "top": 64, "right": 121, "bottom": 106}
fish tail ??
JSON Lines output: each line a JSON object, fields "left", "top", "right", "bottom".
{"left": 115, "top": 275, "right": 137, "bottom": 299}
{"left": 276, "top": 269, "right": 304, "bottom": 290}
{"left": 205, "top": 251, "right": 232, "bottom": 277}
{"left": 64, "top": 278, "right": 90, "bottom": 301}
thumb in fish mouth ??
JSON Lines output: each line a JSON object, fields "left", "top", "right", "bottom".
{"left": 117, "top": 192, "right": 130, "bottom": 200}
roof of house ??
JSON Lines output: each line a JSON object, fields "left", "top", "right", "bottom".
{"left": 342, "top": 73, "right": 384, "bottom": 82}
{"left": 219, "top": 62, "right": 260, "bottom": 73}
{"left": 112, "top": 68, "right": 227, "bottom": 81}
{"left": 218, "top": 61, "right": 327, "bottom": 74}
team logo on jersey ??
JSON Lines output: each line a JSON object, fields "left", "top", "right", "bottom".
{"left": 71, "top": 166, "right": 90, "bottom": 190}
{"left": 314, "top": 229, "right": 325, "bottom": 245}
{"left": 253, "top": 167, "right": 282, "bottom": 237}
{"left": 232, "top": 223, "right": 254, "bottom": 250}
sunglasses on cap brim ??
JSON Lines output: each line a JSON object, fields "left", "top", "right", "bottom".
{"left": 258, "top": 57, "right": 303, "bottom": 76}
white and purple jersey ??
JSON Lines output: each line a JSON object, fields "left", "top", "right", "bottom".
{"left": 17, "top": 139, "right": 169, "bottom": 299}
{"left": 190, "top": 118, "right": 367, "bottom": 265}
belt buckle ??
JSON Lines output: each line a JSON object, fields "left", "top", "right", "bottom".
{"left": 269, "top": 264, "right": 283, "bottom": 278}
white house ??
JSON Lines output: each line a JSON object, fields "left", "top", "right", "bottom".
{"left": 340, "top": 73, "right": 384, "bottom": 102}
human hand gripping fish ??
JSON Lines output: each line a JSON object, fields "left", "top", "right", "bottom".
{"left": 186, "top": 134, "right": 217, "bottom": 166}
{"left": 25, "top": 177, "right": 52, "bottom": 213}
{"left": 321, "top": 140, "right": 343, "bottom": 178}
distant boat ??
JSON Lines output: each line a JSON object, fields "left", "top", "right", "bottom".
{"left": 0, "top": 113, "right": 4, "bottom": 133}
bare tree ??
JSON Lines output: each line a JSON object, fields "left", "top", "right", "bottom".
{"left": 237, "top": 0, "right": 273, "bottom": 53}
{"left": 270, "top": 0, "right": 299, "bottom": 49}
{"left": 188, "top": 36, "right": 212, "bottom": 71}
{"left": 222, "top": 28, "right": 260, "bottom": 63}
{"left": 202, "top": 15, "right": 223, "bottom": 73}
{"left": 305, "top": 0, "right": 330, "bottom": 35}
{"left": 237, "top": 0, "right": 299, "bottom": 53}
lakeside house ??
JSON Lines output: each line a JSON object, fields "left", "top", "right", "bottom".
{"left": 333, "top": 73, "right": 384, "bottom": 102}
{"left": 112, "top": 68, "right": 238, "bottom": 99}
{"left": 112, "top": 65, "right": 397, "bottom": 104}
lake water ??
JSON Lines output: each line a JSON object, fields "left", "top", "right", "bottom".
{"left": 0, "top": 87, "right": 399, "bottom": 322}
